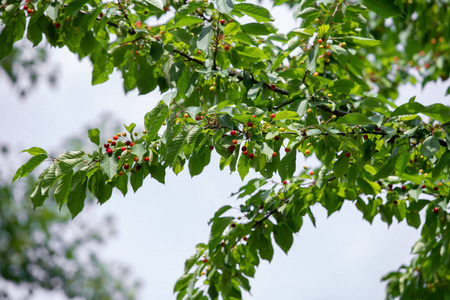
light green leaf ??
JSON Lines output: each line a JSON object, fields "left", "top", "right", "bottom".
{"left": 172, "top": 16, "right": 204, "bottom": 29}
{"left": 272, "top": 111, "right": 300, "bottom": 121}
{"left": 88, "top": 128, "right": 100, "bottom": 146}
{"left": 54, "top": 170, "right": 74, "bottom": 209}
{"left": 421, "top": 136, "right": 440, "bottom": 158}
{"left": 145, "top": 103, "right": 169, "bottom": 142}
{"left": 216, "top": 0, "right": 234, "bottom": 14}
{"left": 336, "top": 113, "right": 375, "bottom": 125}
{"left": 21, "top": 147, "right": 47, "bottom": 155}
{"left": 344, "top": 36, "right": 380, "bottom": 48}
{"left": 12, "top": 153, "right": 48, "bottom": 183}
{"left": 233, "top": 3, "right": 274, "bottom": 22}
{"left": 197, "top": 24, "right": 214, "bottom": 55}
{"left": 131, "top": 143, "right": 147, "bottom": 161}
{"left": 224, "top": 22, "right": 241, "bottom": 35}
{"left": 362, "top": 0, "right": 402, "bottom": 18}
{"left": 100, "top": 154, "right": 119, "bottom": 179}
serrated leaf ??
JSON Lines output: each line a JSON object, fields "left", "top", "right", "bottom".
{"left": 64, "top": 0, "right": 89, "bottom": 16}
{"left": 12, "top": 153, "right": 48, "bottom": 183}
{"left": 145, "top": 103, "right": 169, "bottom": 141}
{"left": 172, "top": 16, "right": 204, "bottom": 29}
{"left": 21, "top": 147, "right": 47, "bottom": 155}
{"left": 197, "top": 24, "right": 214, "bottom": 55}
{"left": 233, "top": 3, "right": 274, "bottom": 22}
{"left": 67, "top": 168, "right": 89, "bottom": 218}
{"left": 272, "top": 111, "right": 300, "bottom": 121}
{"left": 54, "top": 170, "right": 74, "bottom": 209}
{"left": 336, "top": 113, "right": 375, "bottom": 125}
{"left": 88, "top": 128, "right": 100, "bottom": 146}
{"left": 165, "top": 131, "right": 189, "bottom": 167}
{"left": 297, "top": 7, "right": 320, "bottom": 18}
{"left": 344, "top": 36, "right": 380, "bottom": 48}
{"left": 279, "top": 144, "right": 298, "bottom": 180}
{"left": 274, "top": 224, "right": 293, "bottom": 254}
{"left": 224, "top": 22, "right": 240, "bottom": 35}
{"left": 306, "top": 44, "right": 318, "bottom": 73}
{"left": 216, "top": 0, "right": 234, "bottom": 14}
{"left": 421, "top": 136, "right": 440, "bottom": 158}
{"left": 131, "top": 143, "right": 146, "bottom": 161}
{"left": 130, "top": 170, "right": 144, "bottom": 192}
{"left": 100, "top": 154, "right": 119, "bottom": 179}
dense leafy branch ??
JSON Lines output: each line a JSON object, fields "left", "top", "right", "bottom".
{"left": 3, "top": 0, "right": 450, "bottom": 299}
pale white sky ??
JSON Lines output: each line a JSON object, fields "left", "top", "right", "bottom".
{"left": 1, "top": 1, "right": 450, "bottom": 299}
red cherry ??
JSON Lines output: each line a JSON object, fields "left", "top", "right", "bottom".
{"left": 433, "top": 207, "right": 439, "bottom": 213}
{"left": 124, "top": 164, "right": 130, "bottom": 170}
{"left": 133, "top": 157, "right": 139, "bottom": 162}
{"left": 247, "top": 121, "right": 253, "bottom": 127}
{"left": 270, "top": 113, "right": 276, "bottom": 119}
{"left": 285, "top": 148, "right": 290, "bottom": 153}
{"left": 243, "top": 236, "right": 247, "bottom": 241}
{"left": 224, "top": 45, "right": 230, "bottom": 51}
{"left": 130, "top": 142, "right": 135, "bottom": 147}
{"left": 243, "top": 151, "right": 248, "bottom": 156}
{"left": 117, "top": 156, "right": 121, "bottom": 160}
{"left": 363, "top": 135, "right": 368, "bottom": 140}
{"left": 136, "top": 164, "right": 142, "bottom": 170}
{"left": 393, "top": 200, "right": 398, "bottom": 205}
{"left": 23, "top": 5, "right": 28, "bottom": 9}
{"left": 209, "top": 145, "right": 214, "bottom": 151}
{"left": 230, "top": 223, "right": 236, "bottom": 228}
{"left": 232, "top": 139, "right": 237, "bottom": 145}
{"left": 345, "top": 152, "right": 350, "bottom": 158}
{"left": 434, "top": 186, "right": 439, "bottom": 191}
{"left": 111, "top": 141, "right": 116, "bottom": 146}
{"left": 270, "top": 84, "right": 276, "bottom": 90}
{"left": 26, "top": 8, "right": 32, "bottom": 13}
{"left": 228, "top": 145, "right": 236, "bottom": 152}
{"left": 202, "top": 259, "right": 208, "bottom": 263}
{"left": 125, "top": 140, "right": 131, "bottom": 146}
{"left": 220, "top": 19, "right": 225, "bottom": 25}
{"left": 230, "top": 130, "right": 236, "bottom": 136}
{"left": 402, "top": 185, "right": 406, "bottom": 191}
{"left": 421, "top": 184, "right": 425, "bottom": 189}
{"left": 104, "top": 143, "right": 110, "bottom": 148}
{"left": 283, "top": 180, "right": 287, "bottom": 185}
{"left": 241, "top": 146, "right": 247, "bottom": 151}
{"left": 252, "top": 115, "right": 256, "bottom": 118}
{"left": 54, "top": 22, "right": 61, "bottom": 28}
{"left": 164, "top": 5, "right": 169, "bottom": 11}
{"left": 144, "top": 156, "right": 150, "bottom": 162}
{"left": 388, "top": 184, "right": 393, "bottom": 189}
{"left": 272, "top": 152, "right": 277, "bottom": 157}
{"left": 249, "top": 153, "right": 254, "bottom": 159}
{"left": 113, "top": 135, "right": 118, "bottom": 140}
{"left": 107, "top": 148, "right": 113, "bottom": 154}
{"left": 274, "top": 136, "right": 280, "bottom": 141}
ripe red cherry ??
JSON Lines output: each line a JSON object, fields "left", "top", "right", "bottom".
{"left": 117, "top": 156, "right": 121, "bottom": 161}
{"left": 144, "top": 156, "right": 150, "bottom": 162}
{"left": 54, "top": 22, "right": 61, "bottom": 28}
{"left": 113, "top": 135, "right": 118, "bottom": 140}
{"left": 164, "top": 5, "right": 169, "bottom": 11}
{"left": 363, "top": 134, "right": 368, "bottom": 140}
{"left": 270, "top": 84, "right": 276, "bottom": 90}
{"left": 104, "top": 143, "right": 110, "bottom": 148}
{"left": 283, "top": 180, "right": 287, "bottom": 185}
{"left": 121, "top": 147, "right": 127, "bottom": 152}
{"left": 130, "top": 142, "right": 135, "bottom": 147}
{"left": 270, "top": 113, "right": 276, "bottom": 119}
{"left": 111, "top": 141, "right": 116, "bottom": 146}
{"left": 232, "top": 139, "right": 238, "bottom": 145}
{"left": 274, "top": 136, "right": 280, "bottom": 141}
{"left": 402, "top": 185, "right": 406, "bottom": 191}
{"left": 124, "top": 164, "right": 130, "bottom": 170}
{"left": 247, "top": 121, "right": 253, "bottom": 127}
{"left": 23, "top": 5, "right": 28, "bottom": 9}
{"left": 209, "top": 145, "right": 214, "bottom": 151}
{"left": 220, "top": 19, "right": 225, "bottom": 25}
{"left": 230, "top": 223, "right": 236, "bottom": 228}
{"left": 202, "top": 259, "right": 208, "bottom": 263}
{"left": 393, "top": 200, "right": 398, "bottom": 205}
{"left": 433, "top": 207, "right": 439, "bottom": 213}
{"left": 420, "top": 184, "right": 425, "bottom": 189}
{"left": 133, "top": 157, "right": 139, "bottom": 162}
{"left": 285, "top": 148, "right": 290, "bottom": 153}
{"left": 243, "top": 236, "right": 247, "bottom": 241}
{"left": 241, "top": 146, "right": 247, "bottom": 152}
{"left": 434, "top": 186, "right": 439, "bottom": 191}
{"left": 125, "top": 140, "right": 131, "bottom": 146}
{"left": 388, "top": 184, "right": 393, "bottom": 190}
{"left": 249, "top": 153, "right": 254, "bottom": 159}
{"left": 230, "top": 130, "right": 236, "bottom": 136}
{"left": 272, "top": 152, "right": 277, "bottom": 157}
{"left": 136, "top": 164, "right": 142, "bottom": 170}
{"left": 228, "top": 145, "right": 236, "bottom": 152}
{"left": 345, "top": 152, "right": 350, "bottom": 158}
{"left": 107, "top": 148, "right": 113, "bottom": 154}
{"left": 224, "top": 45, "right": 230, "bottom": 51}
{"left": 243, "top": 151, "right": 248, "bottom": 156}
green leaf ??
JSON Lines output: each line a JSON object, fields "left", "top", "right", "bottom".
{"left": 274, "top": 224, "right": 293, "bottom": 254}
{"left": 172, "top": 16, "right": 204, "bottom": 29}
{"left": 67, "top": 168, "right": 89, "bottom": 218}
{"left": 21, "top": 147, "right": 47, "bottom": 155}
{"left": 64, "top": 0, "right": 89, "bottom": 16}
{"left": 130, "top": 170, "right": 144, "bottom": 192}
{"left": 54, "top": 170, "right": 74, "bottom": 208}
{"left": 421, "top": 136, "right": 440, "bottom": 158}
{"left": 145, "top": 103, "right": 169, "bottom": 142}
{"left": 279, "top": 145, "right": 297, "bottom": 180}
{"left": 336, "top": 113, "right": 375, "bottom": 125}
{"left": 216, "top": 0, "right": 234, "bottom": 15}
{"left": 115, "top": 172, "right": 128, "bottom": 196}
{"left": 333, "top": 154, "right": 350, "bottom": 178}
{"left": 12, "top": 153, "right": 48, "bottom": 183}
{"left": 150, "top": 163, "right": 166, "bottom": 184}
{"left": 331, "top": 79, "right": 359, "bottom": 94}
{"left": 297, "top": 7, "right": 320, "bottom": 18}
{"left": 241, "top": 23, "right": 276, "bottom": 35}
{"left": 361, "top": 0, "right": 402, "bottom": 18}
{"left": 55, "top": 158, "right": 85, "bottom": 177}
{"left": 343, "top": 37, "right": 381, "bottom": 48}
{"left": 224, "top": 22, "right": 241, "bottom": 35}
{"left": 233, "top": 3, "right": 274, "bottom": 22}
{"left": 165, "top": 131, "right": 189, "bottom": 167}
{"left": 305, "top": 44, "right": 318, "bottom": 73}
{"left": 46, "top": 2, "right": 60, "bottom": 21}
{"left": 197, "top": 25, "right": 214, "bottom": 56}
{"left": 131, "top": 143, "right": 147, "bottom": 161}
{"left": 273, "top": 111, "right": 300, "bottom": 121}
{"left": 100, "top": 154, "right": 119, "bottom": 179}
{"left": 88, "top": 128, "right": 100, "bottom": 146}
{"left": 140, "top": 0, "right": 163, "bottom": 10}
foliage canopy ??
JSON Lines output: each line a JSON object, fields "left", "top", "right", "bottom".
{"left": 2, "top": 0, "right": 450, "bottom": 298}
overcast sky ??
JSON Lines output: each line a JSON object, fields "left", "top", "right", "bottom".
{"left": 2, "top": 1, "right": 450, "bottom": 299}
